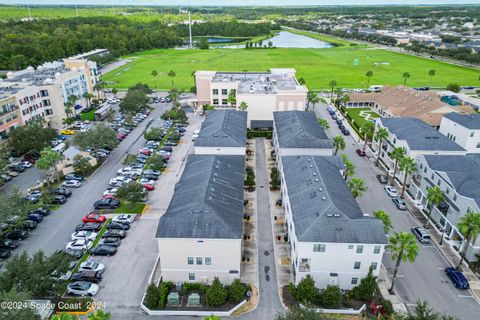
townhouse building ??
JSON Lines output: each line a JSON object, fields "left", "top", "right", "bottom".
{"left": 0, "top": 94, "right": 22, "bottom": 143}
{"left": 439, "top": 113, "right": 480, "bottom": 154}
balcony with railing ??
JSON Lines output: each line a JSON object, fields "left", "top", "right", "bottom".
{"left": 298, "top": 258, "right": 311, "bottom": 272}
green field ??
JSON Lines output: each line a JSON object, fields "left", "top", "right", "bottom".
{"left": 345, "top": 108, "right": 380, "bottom": 128}
{"left": 102, "top": 44, "right": 479, "bottom": 91}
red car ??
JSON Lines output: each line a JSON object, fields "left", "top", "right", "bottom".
{"left": 82, "top": 213, "right": 107, "bottom": 223}
{"left": 102, "top": 194, "right": 116, "bottom": 199}
{"left": 118, "top": 133, "right": 126, "bottom": 140}
{"left": 356, "top": 148, "right": 366, "bottom": 157}
{"left": 142, "top": 184, "right": 155, "bottom": 191}
{"left": 139, "top": 149, "right": 152, "bottom": 156}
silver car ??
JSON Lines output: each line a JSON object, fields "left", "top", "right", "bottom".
{"left": 67, "top": 281, "right": 99, "bottom": 296}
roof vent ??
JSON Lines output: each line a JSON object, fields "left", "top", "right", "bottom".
{"left": 326, "top": 213, "right": 333, "bottom": 217}
{"left": 313, "top": 172, "right": 317, "bottom": 176}
{"left": 322, "top": 197, "right": 326, "bottom": 200}
{"left": 309, "top": 165, "right": 313, "bottom": 168}
{"left": 307, "top": 158, "right": 311, "bottom": 162}
{"left": 334, "top": 213, "right": 340, "bottom": 217}
{"left": 319, "top": 188, "right": 323, "bottom": 191}
{"left": 315, "top": 178, "right": 319, "bottom": 182}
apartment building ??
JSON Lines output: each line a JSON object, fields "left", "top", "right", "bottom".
{"left": 409, "top": 155, "right": 480, "bottom": 262}
{"left": 0, "top": 95, "right": 22, "bottom": 143}
{"left": 439, "top": 113, "right": 480, "bottom": 154}
{"left": 156, "top": 154, "right": 245, "bottom": 285}
{"left": 348, "top": 86, "right": 474, "bottom": 128}
{"left": 279, "top": 155, "right": 387, "bottom": 290}
{"left": 195, "top": 69, "right": 308, "bottom": 128}
{"left": 194, "top": 109, "right": 247, "bottom": 155}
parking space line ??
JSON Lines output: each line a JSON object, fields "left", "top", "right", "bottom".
{"left": 458, "top": 295, "right": 474, "bottom": 298}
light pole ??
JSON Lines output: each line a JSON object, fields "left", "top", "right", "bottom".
{"left": 439, "top": 219, "right": 447, "bottom": 245}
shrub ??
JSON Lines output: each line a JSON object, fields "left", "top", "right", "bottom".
{"left": 381, "top": 299, "right": 394, "bottom": 315}
{"left": 270, "top": 167, "right": 280, "bottom": 189}
{"left": 247, "top": 130, "right": 273, "bottom": 139}
{"left": 228, "top": 279, "right": 248, "bottom": 303}
{"left": 350, "top": 268, "right": 378, "bottom": 301}
{"left": 293, "top": 275, "right": 318, "bottom": 305}
{"left": 205, "top": 277, "right": 228, "bottom": 307}
{"left": 144, "top": 128, "right": 164, "bottom": 141}
{"left": 320, "top": 285, "right": 341, "bottom": 309}
{"left": 144, "top": 283, "right": 160, "bottom": 309}
{"left": 181, "top": 282, "right": 208, "bottom": 295}
{"left": 158, "top": 282, "right": 170, "bottom": 309}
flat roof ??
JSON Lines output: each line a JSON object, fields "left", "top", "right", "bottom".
{"left": 194, "top": 109, "right": 247, "bottom": 148}
{"left": 212, "top": 71, "right": 299, "bottom": 94}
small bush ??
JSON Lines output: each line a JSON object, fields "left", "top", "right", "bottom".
{"left": 181, "top": 282, "right": 208, "bottom": 295}
{"left": 350, "top": 269, "right": 378, "bottom": 302}
{"left": 381, "top": 299, "right": 394, "bottom": 315}
{"left": 158, "top": 282, "right": 169, "bottom": 309}
{"left": 247, "top": 130, "right": 273, "bottom": 139}
{"left": 228, "top": 279, "right": 248, "bottom": 303}
{"left": 320, "top": 285, "right": 341, "bottom": 309}
{"left": 144, "top": 283, "right": 160, "bottom": 309}
{"left": 205, "top": 277, "right": 228, "bottom": 307}
{"left": 293, "top": 275, "right": 319, "bottom": 305}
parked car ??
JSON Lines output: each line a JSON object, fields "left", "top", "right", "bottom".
{"left": 99, "top": 237, "right": 121, "bottom": 247}
{"left": 0, "top": 248, "right": 11, "bottom": 259}
{"left": 0, "top": 174, "right": 12, "bottom": 182}
{"left": 103, "top": 188, "right": 118, "bottom": 197}
{"left": 138, "top": 178, "right": 155, "bottom": 186}
{"left": 47, "top": 195, "right": 67, "bottom": 205}
{"left": 61, "top": 248, "right": 84, "bottom": 259}
{"left": 341, "top": 129, "right": 350, "bottom": 136}
{"left": 102, "top": 229, "right": 127, "bottom": 239}
{"left": 94, "top": 198, "right": 120, "bottom": 210}
{"left": 142, "top": 174, "right": 158, "bottom": 181}
{"left": 27, "top": 213, "right": 43, "bottom": 223}
{"left": 356, "top": 148, "right": 366, "bottom": 157}
{"left": 107, "top": 222, "right": 130, "bottom": 230}
{"left": 71, "top": 231, "right": 98, "bottom": 242}
{"left": 392, "top": 197, "right": 407, "bottom": 210}
{"left": 65, "top": 174, "right": 84, "bottom": 181}
{"left": 30, "top": 207, "right": 51, "bottom": 216}
{"left": 82, "top": 213, "right": 107, "bottom": 223}
{"left": 117, "top": 167, "right": 142, "bottom": 176}
{"left": 9, "top": 164, "right": 26, "bottom": 172}
{"left": 49, "top": 188, "right": 72, "bottom": 198}
{"left": 75, "top": 223, "right": 102, "bottom": 232}
{"left": 141, "top": 183, "right": 155, "bottom": 191}
{"left": 3, "top": 230, "right": 28, "bottom": 240}
{"left": 384, "top": 185, "right": 398, "bottom": 197}
{"left": 66, "top": 239, "right": 93, "bottom": 251}
{"left": 411, "top": 227, "right": 431, "bottom": 243}
{"left": 78, "top": 261, "right": 105, "bottom": 273}
{"left": 90, "top": 245, "right": 117, "bottom": 256}
{"left": 376, "top": 175, "right": 388, "bottom": 184}
{"left": 0, "top": 239, "right": 19, "bottom": 250}
{"left": 161, "top": 146, "right": 173, "bottom": 152}
{"left": 24, "top": 194, "right": 40, "bottom": 204}
{"left": 112, "top": 214, "right": 135, "bottom": 224}
{"left": 67, "top": 281, "right": 99, "bottom": 296}
{"left": 60, "top": 129, "right": 76, "bottom": 135}
{"left": 21, "top": 219, "right": 37, "bottom": 231}
{"left": 19, "top": 160, "right": 32, "bottom": 168}
{"left": 71, "top": 271, "right": 103, "bottom": 283}
{"left": 164, "top": 141, "right": 177, "bottom": 147}
{"left": 331, "top": 114, "right": 338, "bottom": 120}
{"left": 62, "top": 180, "right": 82, "bottom": 188}
{"left": 143, "top": 169, "right": 161, "bottom": 177}
{"left": 444, "top": 267, "right": 469, "bottom": 289}
{"left": 7, "top": 171, "right": 18, "bottom": 177}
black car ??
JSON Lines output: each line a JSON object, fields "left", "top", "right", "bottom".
{"left": 21, "top": 219, "right": 37, "bottom": 231}
{"left": 27, "top": 213, "right": 43, "bottom": 223}
{"left": 107, "top": 222, "right": 130, "bottom": 230}
{"left": 71, "top": 271, "right": 103, "bottom": 283}
{"left": 63, "top": 248, "right": 85, "bottom": 259}
{"left": 341, "top": 129, "right": 350, "bottom": 136}
{"left": 3, "top": 230, "right": 28, "bottom": 240}
{"left": 75, "top": 223, "right": 102, "bottom": 232}
{"left": 335, "top": 119, "right": 342, "bottom": 125}
{"left": 49, "top": 188, "right": 72, "bottom": 198}
{"left": 0, "top": 248, "right": 11, "bottom": 259}
{"left": 90, "top": 245, "right": 117, "bottom": 256}
{"left": 102, "top": 229, "right": 127, "bottom": 239}
{"left": 136, "top": 157, "right": 147, "bottom": 164}
{"left": 24, "top": 194, "right": 40, "bottom": 204}
{"left": 49, "top": 195, "right": 67, "bottom": 205}
{"left": 338, "top": 124, "right": 345, "bottom": 130}
{"left": 161, "top": 146, "right": 173, "bottom": 152}
{"left": 9, "top": 164, "right": 25, "bottom": 172}
{"left": 65, "top": 174, "right": 84, "bottom": 181}
{"left": 0, "top": 239, "right": 19, "bottom": 250}
{"left": 331, "top": 114, "right": 338, "bottom": 120}
{"left": 100, "top": 237, "right": 121, "bottom": 247}
{"left": 94, "top": 198, "right": 120, "bottom": 210}
{"left": 142, "top": 174, "right": 158, "bottom": 181}
{"left": 30, "top": 207, "right": 51, "bottom": 216}
{"left": 376, "top": 175, "right": 388, "bottom": 184}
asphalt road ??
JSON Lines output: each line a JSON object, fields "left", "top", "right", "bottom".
{"left": 0, "top": 166, "right": 42, "bottom": 195}
{"left": 314, "top": 103, "right": 480, "bottom": 320}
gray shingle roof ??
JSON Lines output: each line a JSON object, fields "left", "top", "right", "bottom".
{"left": 194, "top": 110, "right": 247, "bottom": 148}
{"left": 273, "top": 111, "right": 333, "bottom": 149}
{"left": 282, "top": 155, "right": 387, "bottom": 244}
{"left": 423, "top": 155, "right": 480, "bottom": 207}
{"left": 380, "top": 117, "right": 466, "bottom": 152}
{"left": 156, "top": 154, "right": 245, "bottom": 239}
{"left": 443, "top": 113, "right": 480, "bottom": 130}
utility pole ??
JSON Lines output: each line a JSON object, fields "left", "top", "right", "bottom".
{"left": 75, "top": 5, "right": 79, "bottom": 17}
{"left": 188, "top": 11, "right": 193, "bottom": 49}
{"left": 27, "top": 1, "right": 32, "bottom": 20}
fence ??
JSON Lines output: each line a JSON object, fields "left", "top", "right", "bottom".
{"left": 301, "top": 303, "right": 366, "bottom": 315}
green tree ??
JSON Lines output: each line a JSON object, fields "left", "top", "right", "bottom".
{"left": 73, "top": 123, "right": 118, "bottom": 150}
{"left": 198, "top": 37, "right": 210, "bottom": 50}
{"left": 428, "top": 69, "right": 436, "bottom": 85}
{"left": 168, "top": 70, "right": 176, "bottom": 86}
{"left": 112, "top": 88, "right": 118, "bottom": 97}
{"left": 116, "top": 183, "right": 147, "bottom": 208}
{"left": 348, "top": 177, "right": 367, "bottom": 199}
{"left": 446, "top": 83, "right": 461, "bottom": 93}
{"left": 292, "top": 274, "right": 318, "bottom": 305}
{"left": 399, "top": 156, "right": 416, "bottom": 196}
{"left": 0, "top": 188, "right": 34, "bottom": 230}
{"left": 120, "top": 89, "right": 147, "bottom": 115}
{"left": 228, "top": 279, "right": 248, "bottom": 303}
{"left": 424, "top": 186, "right": 445, "bottom": 229}
{"left": 52, "top": 314, "right": 76, "bottom": 320}
{"left": 205, "top": 277, "right": 228, "bottom": 307}
{"left": 87, "top": 310, "right": 111, "bottom": 320}
{"left": 73, "top": 154, "right": 93, "bottom": 175}
{"left": 374, "top": 127, "right": 389, "bottom": 166}
{"left": 374, "top": 210, "right": 393, "bottom": 233}
{"left": 0, "top": 288, "right": 40, "bottom": 320}
{"left": 144, "top": 128, "right": 164, "bottom": 141}
{"left": 350, "top": 268, "right": 378, "bottom": 301}
{"left": 9, "top": 120, "right": 57, "bottom": 156}
{"left": 456, "top": 212, "right": 480, "bottom": 270}
{"left": 366, "top": 70, "right": 374, "bottom": 86}
{"left": 275, "top": 307, "right": 328, "bottom": 320}
{"left": 402, "top": 71, "right": 411, "bottom": 85}
{"left": 270, "top": 167, "right": 281, "bottom": 190}
{"left": 238, "top": 101, "right": 248, "bottom": 111}
{"left": 342, "top": 154, "right": 355, "bottom": 180}
{"left": 320, "top": 285, "right": 341, "bottom": 309}
{"left": 297, "top": 77, "right": 306, "bottom": 85}
{"left": 333, "top": 135, "right": 345, "bottom": 156}
{"left": 227, "top": 89, "right": 236, "bottom": 107}
{"left": 329, "top": 80, "right": 337, "bottom": 98}
{"left": 146, "top": 155, "right": 166, "bottom": 171}
{"left": 144, "top": 283, "right": 160, "bottom": 309}
{"left": 387, "top": 232, "right": 419, "bottom": 293}
{"left": 122, "top": 154, "right": 138, "bottom": 166}
{"left": 307, "top": 91, "right": 320, "bottom": 110}
{"left": 318, "top": 118, "right": 330, "bottom": 130}
{"left": 360, "top": 121, "right": 375, "bottom": 150}
{"left": 151, "top": 70, "right": 158, "bottom": 89}
{"left": 35, "top": 148, "right": 61, "bottom": 187}
{"left": 94, "top": 82, "right": 105, "bottom": 100}
{"left": 65, "top": 94, "right": 78, "bottom": 118}
{"left": 268, "top": 40, "right": 273, "bottom": 48}
{"left": 389, "top": 147, "right": 405, "bottom": 185}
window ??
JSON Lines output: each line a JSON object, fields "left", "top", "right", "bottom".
{"left": 212, "top": 89, "right": 218, "bottom": 95}
{"left": 356, "top": 245, "right": 364, "bottom": 253}
{"left": 446, "top": 188, "right": 450, "bottom": 195}
{"left": 221, "top": 89, "right": 228, "bottom": 95}
{"left": 437, "top": 179, "right": 441, "bottom": 186}
{"left": 222, "top": 99, "right": 228, "bottom": 105}
{"left": 348, "top": 245, "right": 354, "bottom": 249}
{"left": 351, "top": 278, "right": 358, "bottom": 285}
{"left": 423, "top": 167, "right": 427, "bottom": 173}
{"left": 188, "top": 273, "right": 195, "bottom": 281}
{"left": 470, "top": 131, "right": 475, "bottom": 137}
{"left": 419, "top": 164, "right": 423, "bottom": 169}
{"left": 453, "top": 194, "right": 457, "bottom": 202}
{"left": 374, "top": 245, "right": 381, "bottom": 254}
{"left": 187, "top": 257, "right": 194, "bottom": 265}
{"left": 196, "top": 257, "right": 203, "bottom": 265}
{"left": 477, "top": 142, "right": 480, "bottom": 149}
{"left": 354, "top": 262, "right": 361, "bottom": 270}
{"left": 431, "top": 174, "right": 434, "bottom": 180}
{"left": 313, "top": 244, "right": 326, "bottom": 252}
{"left": 213, "top": 99, "right": 219, "bottom": 105}
{"left": 205, "top": 257, "right": 211, "bottom": 265}
{"left": 370, "top": 262, "right": 378, "bottom": 270}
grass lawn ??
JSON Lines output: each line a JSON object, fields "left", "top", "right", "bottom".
{"left": 113, "top": 202, "right": 146, "bottom": 214}
{"left": 79, "top": 110, "right": 95, "bottom": 121}
{"left": 345, "top": 107, "right": 380, "bottom": 128}
{"left": 102, "top": 45, "right": 480, "bottom": 91}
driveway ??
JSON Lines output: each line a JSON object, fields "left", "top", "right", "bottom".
{"left": 314, "top": 103, "right": 480, "bottom": 319}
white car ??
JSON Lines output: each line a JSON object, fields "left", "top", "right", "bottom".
{"left": 103, "top": 188, "right": 119, "bottom": 197}
{"left": 78, "top": 261, "right": 105, "bottom": 273}
{"left": 112, "top": 214, "right": 135, "bottom": 224}
{"left": 66, "top": 239, "right": 93, "bottom": 251}
{"left": 384, "top": 186, "right": 398, "bottom": 198}
{"left": 138, "top": 178, "right": 155, "bottom": 186}
{"left": 20, "top": 161, "right": 32, "bottom": 168}
{"left": 117, "top": 167, "right": 142, "bottom": 176}
{"left": 67, "top": 281, "right": 99, "bottom": 296}
{"left": 109, "top": 176, "right": 133, "bottom": 187}
{"left": 71, "top": 231, "right": 98, "bottom": 242}
{"left": 62, "top": 180, "right": 82, "bottom": 188}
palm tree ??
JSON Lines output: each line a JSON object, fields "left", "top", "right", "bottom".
{"left": 112, "top": 88, "right": 118, "bottom": 98}
{"left": 227, "top": 89, "right": 236, "bottom": 107}
{"left": 64, "top": 94, "right": 77, "bottom": 118}
{"left": 366, "top": 70, "right": 374, "bottom": 86}
{"left": 374, "top": 127, "right": 389, "bottom": 166}
{"left": 424, "top": 186, "right": 445, "bottom": 229}
{"left": 388, "top": 232, "right": 419, "bottom": 293}
{"left": 94, "top": 82, "right": 105, "bottom": 100}
{"left": 399, "top": 156, "right": 416, "bottom": 196}
{"left": 342, "top": 154, "right": 356, "bottom": 180}
{"left": 238, "top": 101, "right": 248, "bottom": 111}
{"left": 329, "top": 80, "right": 337, "bottom": 98}
{"left": 389, "top": 147, "right": 405, "bottom": 185}
{"left": 307, "top": 91, "right": 320, "bottom": 110}
{"left": 151, "top": 70, "right": 158, "bottom": 89}
{"left": 348, "top": 177, "right": 367, "bottom": 199}
{"left": 374, "top": 210, "right": 393, "bottom": 233}
{"left": 318, "top": 118, "right": 329, "bottom": 130}
{"left": 456, "top": 212, "right": 480, "bottom": 270}
{"left": 428, "top": 69, "right": 436, "bottom": 86}
{"left": 402, "top": 72, "right": 411, "bottom": 85}
{"left": 82, "top": 92, "right": 93, "bottom": 108}
{"left": 168, "top": 70, "right": 176, "bottom": 86}
{"left": 87, "top": 310, "right": 111, "bottom": 320}
{"left": 333, "top": 135, "right": 346, "bottom": 156}
{"left": 360, "top": 122, "right": 375, "bottom": 151}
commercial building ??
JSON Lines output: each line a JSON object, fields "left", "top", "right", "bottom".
{"left": 0, "top": 94, "right": 22, "bottom": 143}
{"left": 279, "top": 155, "right": 387, "bottom": 289}
{"left": 348, "top": 86, "right": 474, "bottom": 128}
{"left": 194, "top": 109, "right": 247, "bottom": 155}
{"left": 409, "top": 155, "right": 480, "bottom": 262}
{"left": 439, "top": 113, "right": 480, "bottom": 154}
{"left": 156, "top": 154, "right": 245, "bottom": 284}
{"left": 195, "top": 69, "right": 308, "bottom": 128}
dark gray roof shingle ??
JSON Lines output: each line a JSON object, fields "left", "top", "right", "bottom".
{"left": 156, "top": 154, "right": 245, "bottom": 239}
{"left": 282, "top": 155, "right": 387, "bottom": 244}
{"left": 273, "top": 111, "right": 333, "bottom": 149}
{"left": 194, "top": 110, "right": 247, "bottom": 148}
{"left": 443, "top": 113, "right": 480, "bottom": 130}
{"left": 380, "top": 117, "right": 466, "bottom": 152}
